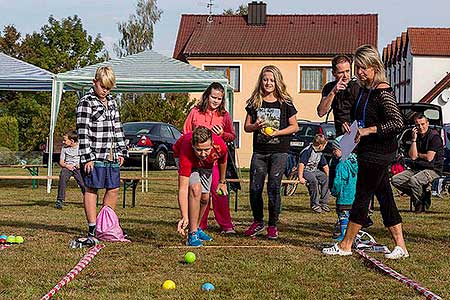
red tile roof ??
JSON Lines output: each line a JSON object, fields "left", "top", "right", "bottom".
{"left": 408, "top": 27, "right": 450, "bottom": 56}
{"left": 419, "top": 72, "right": 450, "bottom": 103}
{"left": 173, "top": 14, "right": 377, "bottom": 61}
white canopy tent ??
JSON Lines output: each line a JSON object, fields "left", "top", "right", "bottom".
{"left": 48, "top": 50, "right": 232, "bottom": 192}
{"left": 0, "top": 52, "right": 54, "bottom": 91}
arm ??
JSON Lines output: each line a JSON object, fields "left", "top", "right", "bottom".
{"left": 273, "top": 114, "right": 298, "bottom": 137}
{"left": 297, "top": 163, "right": 306, "bottom": 184}
{"left": 59, "top": 150, "right": 66, "bottom": 168}
{"left": 76, "top": 99, "right": 95, "bottom": 164}
{"left": 113, "top": 102, "right": 128, "bottom": 163}
{"left": 323, "top": 164, "right": 329, "bottom": 177}
{"left": 177, "top": 175, "right": 190, "bottom": 235}
{"left": 409, "top": 128, "right": 418, "bottom": 160}
{"left": 317, "top": 81, "right": 341, "bottom": 117}
{"left": 221, "top": 113, "right": 236, "bottom": 142}
{"left": 182, "top": 109, "right": 195, "bottom": 134}
{"left": 216, "top": 160, "right": 228, "bottom": 195}
{"left": 375, "top": 88, "right": 404, "bottom": 137}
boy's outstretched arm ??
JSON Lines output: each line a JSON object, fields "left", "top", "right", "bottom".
{"left": 217, "top": 160, "right": 228, "bottom": 196}
{"left": 298, "top": 163, "right": 306, "bottom": 184}
{"left": 177, "top": 175, "right": 190, "bottom": 236}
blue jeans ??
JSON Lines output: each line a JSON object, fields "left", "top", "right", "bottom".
{"left": 249, "top": 152, "right": 288, "bottom": 226}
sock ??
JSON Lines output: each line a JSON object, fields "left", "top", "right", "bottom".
{"left": 88, "top": 223, "right": 96, "bottom": 237}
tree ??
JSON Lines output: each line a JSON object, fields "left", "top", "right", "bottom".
{"left": 222, "top": 4, "right": 248, "bottom": 16}
{"left": 0, "top": 16, "right": 107, "bottom": 151}
{"left": 0, "top": 25, "right": 21, "bottom": 56}
{"left": 20, "top": 15, "right": 107, "bottom": 73}
{"left": 115, "top": 0, "right": 162, "bottom": 57}
{"left": 120, "top": 93, "right": 194, "bottom": 129}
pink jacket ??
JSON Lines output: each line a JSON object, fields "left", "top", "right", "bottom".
{"left": 183, "top": 107, "right": 236, "bottom": 143}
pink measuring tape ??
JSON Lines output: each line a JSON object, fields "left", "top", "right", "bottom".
{"left": 40, "top": 244, "right": 105, "bottom": 300}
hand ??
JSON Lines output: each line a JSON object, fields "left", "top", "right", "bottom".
{"left": 354, "top": 127, "right": 371, "bottom": 144}
{"left": 262, "top": 127, "right": 278, "bottom": 137}
{"left": 342, "top": 122, "right": 351, "bottom": 134}
{"left": 118, "top": 156, "right": 125, "bottom": 167}
{"left": 216, "top": 183, "right": 228, "bottom": 196}
{"left": 411, "top": 127, "right": 418, "bottom": 141}
{"left": 211, "top": 125, "right": 224, "bottom": 136}
{"left": 299, "top": 177, "right": 306, "bottom": 185}
{"left": 84, "top": 161, "right": 94, "bottom": 174}
{"left": 332, "top": 77, "right": 347, "bottom": 94}
{"left": 177, "top": 217, "right": 189, "bottom": 236}
{"left": 66, "top": 165, "right": 75, "bottom": 171}
{"left": 253, "top": 118, "right": 265, "bottom": 131}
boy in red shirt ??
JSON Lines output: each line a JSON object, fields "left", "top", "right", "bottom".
{"left": 173, "top": 126, "right": 228, "bottom": 246}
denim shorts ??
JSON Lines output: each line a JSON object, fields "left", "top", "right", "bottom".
{"left": 82, "top": 161, "right": 120, "bottom": 189}
{"left": 189, "top": 168, "right": 212, "bottom": 193}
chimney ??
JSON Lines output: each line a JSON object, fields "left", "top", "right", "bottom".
{"left": 247, "top": 1, "right": 266, "bottom": 26}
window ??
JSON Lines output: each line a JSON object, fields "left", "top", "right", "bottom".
{"left": 160, "top": 125, "right": 172, "bottom": 139}
{"left": 170, "top": 126, "right": 182, "bottom": 140}
{"left": 233, "top": 121, "right": 240, "bottom": 148}
{"left": 204, "top": 65, "right": 240, "bottom": 92}
{"left": 299, "top": 66, "right": 333, "bottom": 92}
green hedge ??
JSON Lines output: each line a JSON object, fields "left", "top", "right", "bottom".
{"left": 0, "top": 116, "right": 19, "bottom": 151}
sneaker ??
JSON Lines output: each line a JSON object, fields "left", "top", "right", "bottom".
{"left": 322, "top": 243, "right": 352, "bottom": 256}
{"left": 55, "top": 200, "right": 63, "bottom": 209}
{"left": 267, "top": 226, "right": 278, "bottom": 240}
{"left": 196, "top": 228, "right": 213, "bottom": 242}
{"left": 320, "top": 204, "right": 331, "bottom": 212}
{"left": 69, "top": 236, "right": 99, "bottom": 248}
{"left": 384, "top": 246, "right": 409, "bottom": 259}
{"left": 220, "top": 228, "right": 236, "bottom": 234}
{"left": 244, "top": 222, "right": 265, "bottom": 237}
{"left": 311, "top": 205, "right": 322, "bottom": 213}
{"left": 414, "top": 203, "right": 425, "bottom": 214}
{"left": 186, "top": 232, "right": 203, "bottom": 247}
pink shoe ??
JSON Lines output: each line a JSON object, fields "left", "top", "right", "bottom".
{"left": 267, "top": 226, "right": 278, "bottom": 240}
{"left": 244, "top": 222, "right": 264, "bottom": 237}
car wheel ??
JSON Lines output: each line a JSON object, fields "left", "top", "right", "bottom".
{"left": 154, "top": 151, "right": 167, "bottom": 170}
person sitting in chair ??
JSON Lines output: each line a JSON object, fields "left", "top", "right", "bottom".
{"left": 392, "top": 114, "right": 444, "bottom": 213}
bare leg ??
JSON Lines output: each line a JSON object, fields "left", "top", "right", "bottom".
{"left": 388, "top": 223, "right": 408, "bottom": 252}
{"left": 338, "top": 221, "right": 362, "bottom": 252}
{"left": 84, "top": 187, "right": 98, "bottom": 224}
{"left": 103, "top": 187, "right": 119, "bottom": 209}
{"left": 198, "top": 193, "right": 210, "bottom": 225}
{"left": 188, "top": 183, "right": 202, "bottom": 233}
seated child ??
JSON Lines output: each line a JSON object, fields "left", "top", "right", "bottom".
{"left": 56, "top": 130, "right": 86, "bottom": 209}
{"left": 330, "top": 136, "right": 358, "bottom": 241}
{"left": 298, "top": 134, "right": 330, "bottom": 213}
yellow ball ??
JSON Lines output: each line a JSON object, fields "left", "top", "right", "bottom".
{"left": 162, "top": 280, "right": 176, "bottom": 290}
{"left": 264, "top": 127, "right": 274, "bottom": 135}
{"left": 15, "top": 236, "right": 24, "bottom": 244}
{"left": 217, "top": 189, "right": 224, "bottom": 196}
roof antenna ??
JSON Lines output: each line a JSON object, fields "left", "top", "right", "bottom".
{"left": 206, "top": 0, "right": 214, "bottom": 23}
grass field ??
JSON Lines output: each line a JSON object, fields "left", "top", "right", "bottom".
{"left": 0, "top": 169, "right": 449, "bottom": 299}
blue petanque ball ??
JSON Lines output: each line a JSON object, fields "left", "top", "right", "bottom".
{"left": 0, "top": 235, "right": 7, "bottom": 240}
{"left": 201, "top": 283, "right": 215, "bottom": 291}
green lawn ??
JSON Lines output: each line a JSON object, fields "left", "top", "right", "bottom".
{"left": 0, "top": 169, "right": 449, "bottom": 299}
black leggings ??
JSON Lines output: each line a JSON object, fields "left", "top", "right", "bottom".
{"left": 349, "top": 160, "right": 402, "bottom": 227}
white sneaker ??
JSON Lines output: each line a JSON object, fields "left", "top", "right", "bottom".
{"left": 384, "top": 246, "right": 409, "bottom": 259}
{"left": 322, "top": 243, "right": 352, "bottom": 256}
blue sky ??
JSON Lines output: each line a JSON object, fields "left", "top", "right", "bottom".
{"left": 1, "top": 0, "right": 450, "bottom": 58}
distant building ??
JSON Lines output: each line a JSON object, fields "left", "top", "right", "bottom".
{"left": 174, "top": 1, "right": 377, "bottom": 166}
{"left": 383, "top": 28, "right": 450, "bottom": 122}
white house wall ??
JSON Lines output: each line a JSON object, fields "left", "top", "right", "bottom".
{"left": 411, "top": 55, "right": 450, "bottom": 102}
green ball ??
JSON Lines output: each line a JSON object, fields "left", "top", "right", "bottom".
{"left": 217, "top": 189, "right": 224, "bottom": 196}
{"left": 184, "top": 251, "right": 196, "bottom": 264}
{"left": 15, "top": 236, "right": 24, "bottom": 244}
{"left": 6, "top": 236, "right": 15, "bottom": 243}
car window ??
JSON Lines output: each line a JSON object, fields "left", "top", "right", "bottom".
{"left": 170, "top": 126, "right": 182, "bottom": 140}
{"left": 321, "top": 124, "right": 336, "bottom": 139}
{"left": 296, "top": 124, "right": 318, "bottom": 137}
{"left": 124, "top": 123, "right": 157, "bottom": 134}
{"left": 160, "top": 125, "right": 173, "bottom": 138}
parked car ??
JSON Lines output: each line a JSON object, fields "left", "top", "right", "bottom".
{"left": 123, "top": 122, "right": 182, "bottom": 170}
{"left": 288, "top": 120, "right": 336, "bottom": 161}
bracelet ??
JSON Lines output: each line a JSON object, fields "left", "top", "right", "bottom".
{"left": 218, "top": 180, "right": 227, "bottom": 184}
{"left": 411, "top": 140, "right": 416, "bottom": 142}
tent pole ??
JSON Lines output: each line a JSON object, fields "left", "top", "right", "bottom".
{"left": 47, "top": 79, "right": 63, "bottom": 193}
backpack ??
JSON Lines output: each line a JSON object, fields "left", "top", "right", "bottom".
{"left": 95, "top": 206, "right": 130, "bottom": 242}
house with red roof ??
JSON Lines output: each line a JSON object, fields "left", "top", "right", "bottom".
{"left": 383, "top": 28, "right": 450, "bottom": 123}
{"left": 174, "top": 1, "right": 377, "bottom": 166}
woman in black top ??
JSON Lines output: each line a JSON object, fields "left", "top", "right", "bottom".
{"left": 323, "top": 45, "right": 409, "bottom": 259}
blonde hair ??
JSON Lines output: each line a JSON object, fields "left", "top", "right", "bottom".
{"left": 94, "top": 66, "right": 116, "bottom": 89}
{"left": 354, "top": 44, "right": 387, "bottom": 88}
{"left": 312, "top": 134, "right": 327, "bottom": 147}
{"left": 247, "top": 65, "right": 292, "bottom": 109}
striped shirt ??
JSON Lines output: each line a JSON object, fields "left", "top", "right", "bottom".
{"left": 76, "top": 88, "right": 128, "bottom": 164}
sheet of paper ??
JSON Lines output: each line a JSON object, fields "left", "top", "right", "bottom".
{"left": 340, "top": 121, "right": 358, "bottom": 161}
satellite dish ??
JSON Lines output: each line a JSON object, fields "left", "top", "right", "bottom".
{"left": 440, "top": 89, "right": 450, "bottom": 103}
